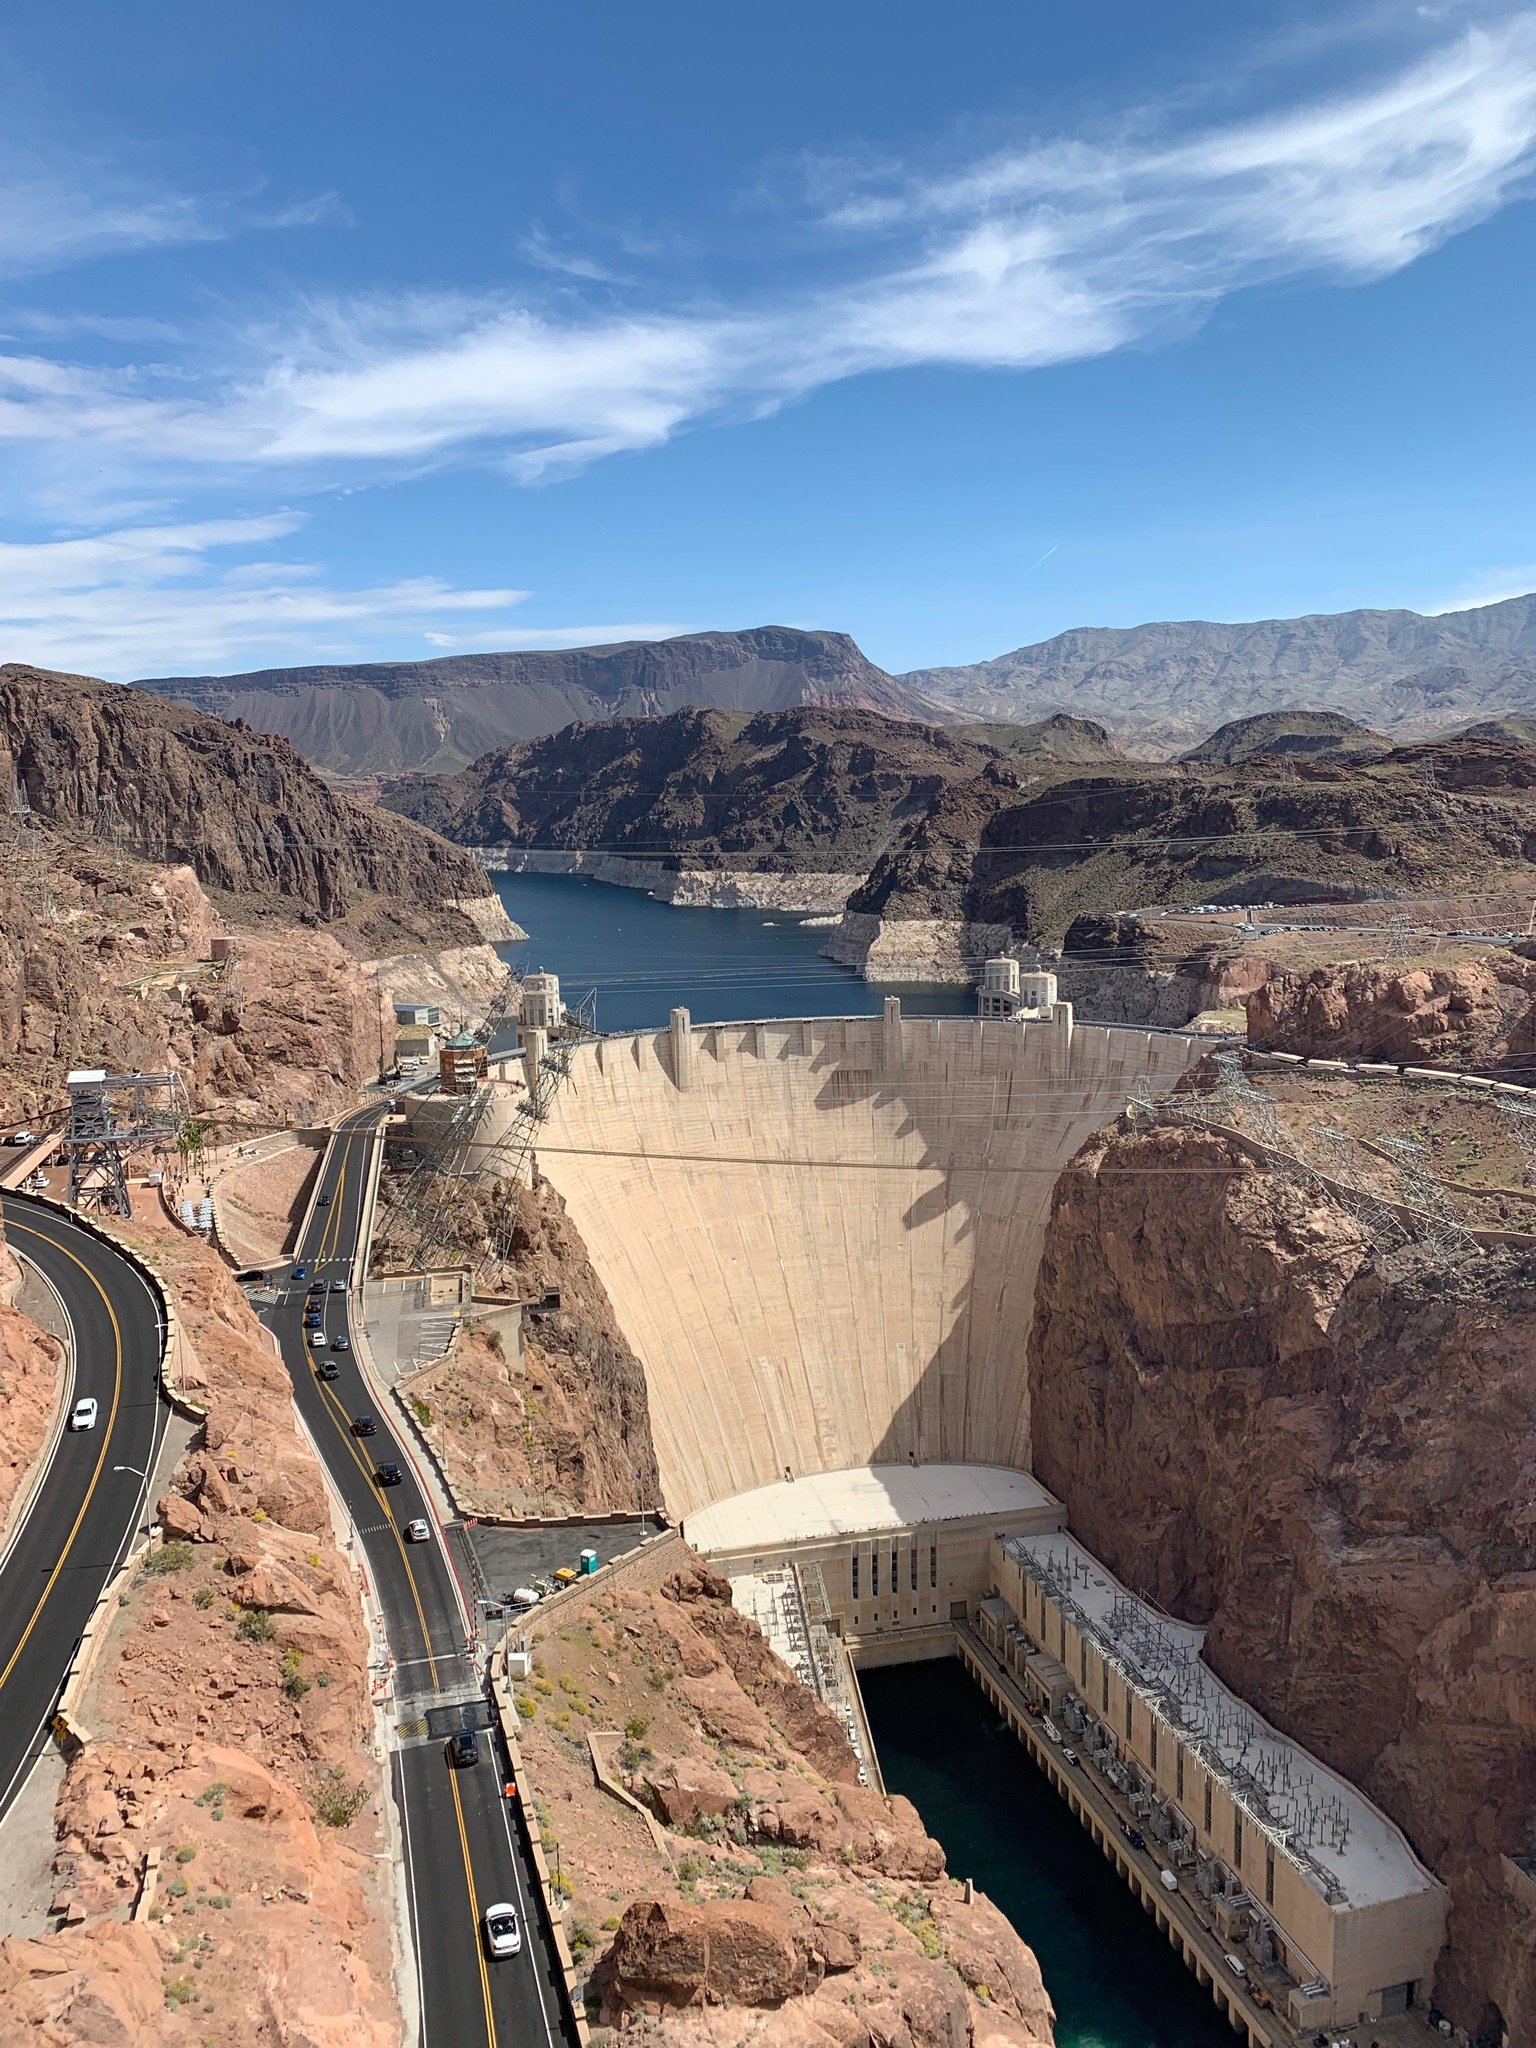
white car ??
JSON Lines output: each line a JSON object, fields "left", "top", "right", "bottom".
{"left": 403, "top": 1518, "right": 431, "bottom": 1543}
{"left": 483, "top": 1903, "right": 522, "bottom": 1958}
{"left": 308, "top": 1329, "right": 327, "bottom": 1349}
{"left": 69, "top": 1397, "right": 99, "bottom": 1431}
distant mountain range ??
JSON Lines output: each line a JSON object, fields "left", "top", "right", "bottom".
{"left": 135, "top": 627, "right": 934, "bottom": 775}
{"left": 131, "top": 594, "right": 1536, "bottom": 773}
{"left": 906, "top": 594, "right": 1536, "bottom": 752}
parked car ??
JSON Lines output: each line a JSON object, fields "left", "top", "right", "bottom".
{"left": 1062, "top": 1747, "right": 1081, "bottom": 1767}
{"left": 403, "top": 1518, "right": 430, "bottom": 1543}
{"left": 351, "top": 1416, "right": 377, "bottom": 1437}
{"left": 317, "top": 1360, "right": 340, "bottom": 1381}
{"left": 448, "top": 1730, "right": 479, "bottom": 1768}
{"left": 1222, "top": 1954, "right": 1247, "bottom": 1981}
{"left": 483, "top": 1904, "right": 521, "bottom": 1958}
{"left": 69, "top": 1396, "right": 99, "bottom": 1431}
{"left": 374, "top": 1463, "right": 403, "bottom": 1487}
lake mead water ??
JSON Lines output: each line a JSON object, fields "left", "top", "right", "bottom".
{"left": 490, "top": 869, "right": 977, "bottom": 1033}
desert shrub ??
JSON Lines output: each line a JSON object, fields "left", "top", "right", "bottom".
{"left": 313, "top": 1769, "right": 368, "bottom": 1827}
{"left": 193, "top": 1587, "right": 215, "bottom": 1610}
{"left": 280, "top": 1648, "right": 312, "bottom": 1700}
{"left": 623, "top": 1715, "right": 649, "bottom": 1742}
{"left": 236, "top": 1607, "right": 275, "bottom": 1644}
{"left": 145, "top": 1541, "right": 194, "bottom": 1575}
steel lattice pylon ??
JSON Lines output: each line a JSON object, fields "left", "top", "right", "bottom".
{"left": 63, "top": 1068, "right": 187, "bottom": 1217}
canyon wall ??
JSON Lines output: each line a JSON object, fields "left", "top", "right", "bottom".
{"left": 0, "top": 845, "right": 394, "bottom": 1127}
{"left": 532, "top": 1014, "right": 1198, "bottom": 1520}
{"left": 1027, "top": 1110, "right": 1536, "bottom": 2041}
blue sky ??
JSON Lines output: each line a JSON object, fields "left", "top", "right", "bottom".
{"left": 2, "top": 0, "right": 1535, "bottom": 679}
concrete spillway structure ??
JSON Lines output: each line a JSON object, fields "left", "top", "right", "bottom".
{"left": 533, "top": 1007, "right": 1199, "bottom": 1521}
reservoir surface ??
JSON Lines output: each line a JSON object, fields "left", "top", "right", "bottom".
{"left": 862, "top": 1659, "right": 1237, "bottom": 2048}
{"left": 490, "top": 869, "right": 976, "bottom": 1033}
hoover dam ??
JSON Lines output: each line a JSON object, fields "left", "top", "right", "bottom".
{"left": 531, "top": 1003, "right": 1200, "bottom": 1519}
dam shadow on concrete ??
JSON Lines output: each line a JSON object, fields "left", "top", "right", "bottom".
{"left": 864, "top": 1657, "right": 1238, "bottom": 2048}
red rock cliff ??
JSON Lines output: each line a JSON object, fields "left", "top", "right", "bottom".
{"left": 1028, "top": 1114, "right": 1536, "bottom": 2041}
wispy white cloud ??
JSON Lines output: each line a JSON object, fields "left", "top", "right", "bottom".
{"left": 3, "top": 15, "right": 1532, "bottom": 492}
{"left": 0, "top": 151, "right": 213, "bottom": 277}
{"left": 1421, "top": 565, "right": 1536, "bottom": 612}
{"left": 0, "top": 515, "right": 534, "bottom": 678}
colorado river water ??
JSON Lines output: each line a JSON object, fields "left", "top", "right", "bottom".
{"left": 490, "top": 869, "right": 976, "bottom": 1032}
{"left": 863, "top": 1661, "right": 1237, "bottom": 2048}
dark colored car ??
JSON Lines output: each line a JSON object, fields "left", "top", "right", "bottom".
{"left": 293, "top": 1264, "right": 308, "bottom": 1280}
{"left": 351, "top": 1415, "right": 377, "bottom": 1437}
{"left": 448, "top": 1730, "right": 480, "bottom": 1768}
{"left": 303, "top": 1312, "right": 322, "bottom": 1329}
{"left": 374, "top": 1462, "right": 403, "bottom": 1487}
{"left": 317, "top": 1360, "right": 340, "bottom": 1381}
{"left": 315, "top": 1192, "right": 331, "bottom": 1206}
{"left": 331, "top": 1335, "right": 351, "bottom": 1352}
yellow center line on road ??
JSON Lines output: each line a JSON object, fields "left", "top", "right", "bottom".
{"left": 0, "top": 1215, "right": 126, "bottom": 1695}
{"left": 294, "top": 1132, "right": 445, "bottom": 1690}
{"left": 449, "top": 1757, "right": 501, "bottom": 2047}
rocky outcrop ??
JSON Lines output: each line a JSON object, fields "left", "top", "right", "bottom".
{"left": 0, "top": 838, "right": 393, "bottom": 1126}
{"left": 0, "top": 662, "right": 499, "bottom": 928}
{"left": 516, "top": 1555, "right": 1053, "bottom": 2048}
{"left": 137, "top": 627, "right": 944, "bottom": 774}
{"left": 820, "top": 910, "right": 1011, "bottom": 983}
{"left": 381, "top": 706, "right": 1005, "bottom": 887}
{"left": 395, "top": 1170, "right": 661, "bottom": 1517}
{"left": 1247, "top": 951, "right": 1536, "bottom": 1069}
{"left": 0, "top": 1216, "right": 403, "bottom": 2045}
{"left": 1028, "top": 1108, "right": 1536, "bottom": 2038}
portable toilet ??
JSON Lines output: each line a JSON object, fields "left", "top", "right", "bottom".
{"left": 579, "top": 1549, "right": 599, "bottom": 1576}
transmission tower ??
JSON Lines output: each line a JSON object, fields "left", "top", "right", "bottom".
{"left": 64, "top": 1069, "right": 187, "bottom": 1217}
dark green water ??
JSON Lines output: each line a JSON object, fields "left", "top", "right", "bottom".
{"left": 862, "top": 1659, "right": 1237, "bottom": 2048}
{"left": 490, "top": 869, "right": 978, "bottom": 1034}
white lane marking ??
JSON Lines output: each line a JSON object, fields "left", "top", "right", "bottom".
{"left": 397, "top": 1752, "right": 428, "bottom": 2048}
{"left": 491, "top": 1757, "right": 558, "bottom": 2048}
{"left": 0, "top": 1246, "right": 78, "bottom": 1567}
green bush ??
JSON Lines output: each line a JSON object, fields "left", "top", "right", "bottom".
{"left": 313, "top": 1769, "right": 368, "bottom": 1828}
{"left": 623, "top": 1715, "right": 649, "bottom": 1742}
{"left": 515, "top": 1695, "right": 538, "bottom": 1721}
{"left": 145, "top": 1541, "right": 194, "bottom": 1575}
{"left": 174, "top": 1846, "right": 197, "bottom": 1865}
{"left": 236, "top": 1608, "right": 275, "bottom": 1644}
{"left": 193, "top": 1587, "right": 215, "bottom": 1610}
{"left": 280, "top": 1648, "right": 312, "bottom": 1701}
{"left": 409, "top": 1395, "right": 434, "bottom": 1427}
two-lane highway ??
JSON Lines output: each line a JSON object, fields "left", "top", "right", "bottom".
{"left": 0, "top": 1195, "right": 168, "bottom": 1820}
{"left": 265, "top": 1107, "right": 569, "bottom": 2048}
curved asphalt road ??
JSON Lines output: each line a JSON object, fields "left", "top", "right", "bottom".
{"left": 265, "top": 1105, "right": 569, "bottom": 2048}
{"left": 0, "top": 1194, "right": 167, "bottom": 1820}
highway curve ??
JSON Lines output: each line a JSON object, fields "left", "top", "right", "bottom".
{"left": 266, "top": 1106, "right": 570, "bottom": 2048}
{"left": 0, "top": 1194, "right": 168, "bottom": 1820}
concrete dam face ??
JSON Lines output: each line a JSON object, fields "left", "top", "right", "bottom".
{"left": 534, "top": 1012, "right": 1198, "bottom": 1521}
